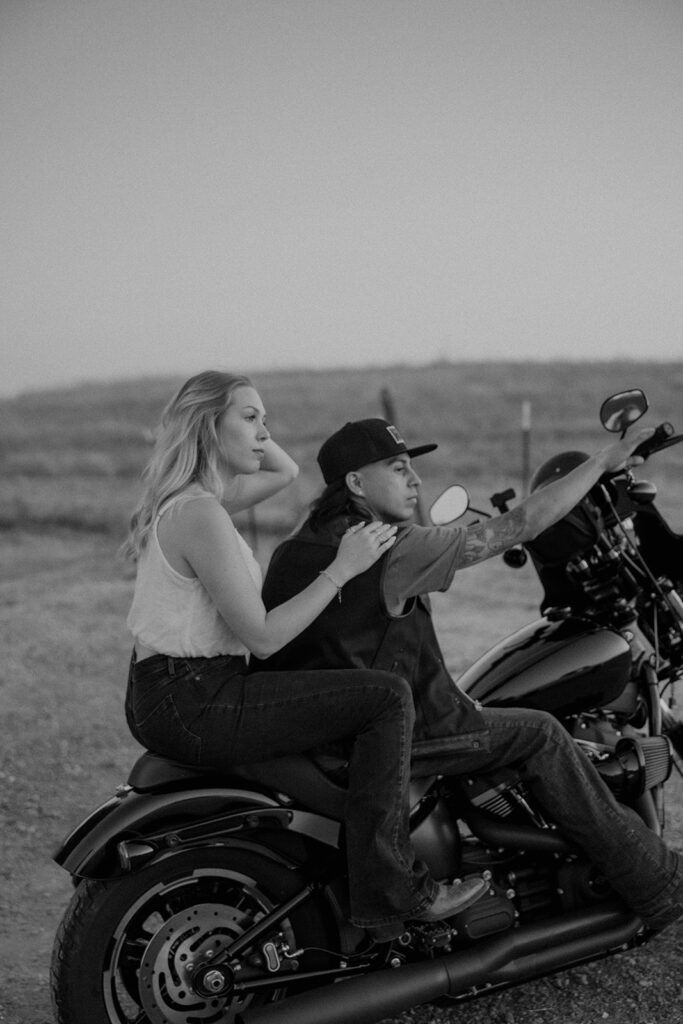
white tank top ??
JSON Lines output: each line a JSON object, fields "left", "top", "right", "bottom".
{"left": 126, "top": 490, "right": 262, "bottom": 658}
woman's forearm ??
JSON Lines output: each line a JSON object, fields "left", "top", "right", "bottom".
{"left": 260, "top": 439, "right": 299, "bottom": 480}
{"left": 224, "top": 441, "right": 299, "bottom": 512}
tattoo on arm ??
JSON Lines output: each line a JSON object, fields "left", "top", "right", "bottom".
{"left": 459, "top": 506, "right": 528, "bottom": 567}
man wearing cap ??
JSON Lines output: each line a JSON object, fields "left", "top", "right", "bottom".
{"left": 253, "top": 416, "right": 683, "bottom": 934}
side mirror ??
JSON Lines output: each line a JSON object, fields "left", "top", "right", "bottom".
{"left": 430, "top": 485, "right": 470, "bottom": 526}
{"left": 600, "top": 389, "right": 648, "bottom": 434}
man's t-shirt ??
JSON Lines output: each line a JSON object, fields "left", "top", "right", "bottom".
{"left": 383, "top": 524, "right": 468, "bottom": 614}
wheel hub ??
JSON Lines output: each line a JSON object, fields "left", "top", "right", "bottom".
{"left": 138, "top": 902, "right": 239, "bottom": 1023}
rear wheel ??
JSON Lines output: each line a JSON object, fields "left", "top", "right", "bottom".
{"left": 51, "top": 846, "right": 335, "bottom": 1024}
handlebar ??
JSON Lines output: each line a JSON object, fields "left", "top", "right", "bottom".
{"left": 488, "top": 488, "right": 528, "bottom": 566}
{"left": 490, "top": 488, "right": 516, "bottom": 514}
{"left": 632, "top": 422, "right": 682, "bottom": 460}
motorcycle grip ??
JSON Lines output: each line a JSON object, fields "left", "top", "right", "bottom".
{"left": 632, "top": 422, "right": 677, "bottom": 460}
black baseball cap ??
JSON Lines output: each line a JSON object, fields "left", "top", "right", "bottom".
{"left": 317, "top": 418, "right": 438, "bottom": 484}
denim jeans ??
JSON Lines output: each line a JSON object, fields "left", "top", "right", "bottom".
{"left": 125, "top": 653, "right": 435, "bottom": 932}
{"left": 412, "top": 706, "right": 683, "bottom": 930}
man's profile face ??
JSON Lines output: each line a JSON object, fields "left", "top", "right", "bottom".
{"left": 350, "top": 454, "right": 422, "bottom": 523}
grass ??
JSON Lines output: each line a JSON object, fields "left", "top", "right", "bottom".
{"left": 1, "top": 361, "right": 682, "bottom": 547}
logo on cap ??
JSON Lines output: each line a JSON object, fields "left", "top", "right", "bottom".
{"left": 386, "top": 425, "right": 404, "bottom": 445}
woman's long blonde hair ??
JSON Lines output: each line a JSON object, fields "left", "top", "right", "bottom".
{"left": 122, "top": 370, "right": 253, "bottom": 560}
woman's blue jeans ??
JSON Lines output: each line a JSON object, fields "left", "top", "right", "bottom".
{"left": 412, "top": 706, "right": 683, "bottom": 931}
{"left": 125, "top": 653, "right": 435, "bottom": 932}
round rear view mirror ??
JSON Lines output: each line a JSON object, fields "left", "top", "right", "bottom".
{"left": 430, "top": 485, "right": 470, "bottom": 526}
{"left": 600, "top": 389, "right": 648, "bottom": 433}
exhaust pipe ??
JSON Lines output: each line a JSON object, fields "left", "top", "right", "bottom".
{"left": 237, "top": 904, "right": 641, "bottom": 1024}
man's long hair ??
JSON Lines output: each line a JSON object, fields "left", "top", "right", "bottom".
{"left": 309, "top": 477, "right": 375, "bottom": 533}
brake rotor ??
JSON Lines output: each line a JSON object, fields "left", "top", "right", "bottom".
{"left": 138, "top": 902, "right": 246, "bottom": 1023}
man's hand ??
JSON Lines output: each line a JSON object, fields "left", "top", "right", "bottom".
{"left": 598, "top": 426, "right": 656, "bottom": 475}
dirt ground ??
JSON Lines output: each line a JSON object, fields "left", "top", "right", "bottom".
{"left": 1, "top": 530, "right": 683, "bottom": 1024}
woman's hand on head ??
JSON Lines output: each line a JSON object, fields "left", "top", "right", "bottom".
{"left": 223, "top": 440, "right": 299, "bottom": 514}
{"left": 332, "top": 521, "right": 398, "bottom": 583}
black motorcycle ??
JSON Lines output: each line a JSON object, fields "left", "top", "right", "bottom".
{"left": 51, "top": 389, "right": 683, "bottom": 1024}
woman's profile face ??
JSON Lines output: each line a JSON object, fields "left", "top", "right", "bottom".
{"left": 217, "top": 386, "right": 270, "bottom": 477}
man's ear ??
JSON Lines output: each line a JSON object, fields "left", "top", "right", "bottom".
{"left": 345, "top": 471, "right": 363, "bottom": 496}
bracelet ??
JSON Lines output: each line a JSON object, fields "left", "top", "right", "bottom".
{"left": 319, "top": 568, "right": 343, "bottom": 603}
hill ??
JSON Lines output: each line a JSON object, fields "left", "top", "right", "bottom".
{"left": 1, "top": 361, "right": 681, "bottom": 542}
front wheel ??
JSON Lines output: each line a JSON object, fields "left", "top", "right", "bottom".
{"left": 51, "top": 845, "right": 335, "bottom": 1024}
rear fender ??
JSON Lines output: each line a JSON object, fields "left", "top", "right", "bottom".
{"left": 53, "top": 785, "right": 341, "bottom": 880}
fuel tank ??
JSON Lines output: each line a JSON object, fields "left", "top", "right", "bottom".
{"left": 457, "top": 617, "right": 632, "bottom": 715}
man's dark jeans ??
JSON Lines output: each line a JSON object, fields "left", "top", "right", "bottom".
{"left": 125, "top": 653, "right": 435, "bottom": 932}
{"left": 412, "top": 706, "right": 683, "bottom": 930}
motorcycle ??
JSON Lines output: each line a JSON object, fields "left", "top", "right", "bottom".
{"left": 51, "top": 389, "right": 683, "bottom": 1024}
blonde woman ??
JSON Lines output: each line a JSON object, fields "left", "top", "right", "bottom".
{"left": 123, "top": 371, "right": 487, "bottom": 940}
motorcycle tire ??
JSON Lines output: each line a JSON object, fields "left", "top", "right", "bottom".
{"left": 50, "top": 844, "right": 335, "bottom": 1024}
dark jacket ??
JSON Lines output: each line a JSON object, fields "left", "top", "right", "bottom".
{"left": 255, "top": 518, "right": 489, "bottom": 755}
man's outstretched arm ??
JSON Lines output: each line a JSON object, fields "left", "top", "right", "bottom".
{"left": 456, "top": 427, "right": 653, "bottom": 569}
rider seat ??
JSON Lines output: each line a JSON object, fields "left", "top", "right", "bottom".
{"left": 127, "top": 750, "right": 434, "bottom": 822}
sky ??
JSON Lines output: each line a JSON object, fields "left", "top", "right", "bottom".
{"left": 2, "top": 0, "right": 683, "bottom": 397}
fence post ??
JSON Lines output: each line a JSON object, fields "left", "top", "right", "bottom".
{"left": 379, "top": 387, "right": 429, "bottom": 525}
{"left": 521, "top": 400, "right": 532, "bottom": 496}
{"left": 379, "top": 387, "right": 397, "bottom": 426}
